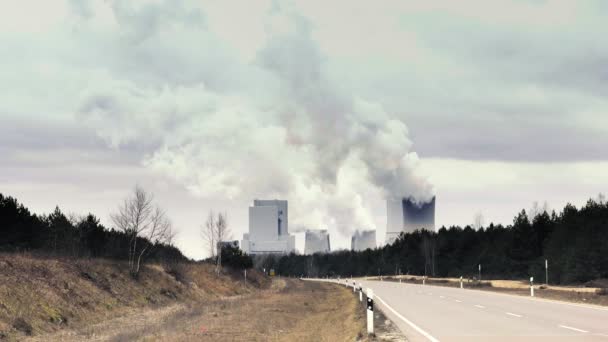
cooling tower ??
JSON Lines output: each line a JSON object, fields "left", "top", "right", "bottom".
{"left": 386, "top": 196, "right": 435, "bottom": 244}
{"left": 351, "top": 230, "right": 376, "bottom": 251}
{"left": 304, "top": 229, "right": 330, "bottom": 254}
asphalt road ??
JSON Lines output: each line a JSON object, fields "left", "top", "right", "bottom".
{"left": 326, "top": 279, "right": 608, "bottom": 341}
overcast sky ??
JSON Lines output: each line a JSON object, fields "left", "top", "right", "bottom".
{"left": 1, "top": 0, "right": 607, "bottom": 259}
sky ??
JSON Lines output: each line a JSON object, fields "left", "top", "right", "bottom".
{"left": 1, "top": 0, "right": 607, "bottom": 259}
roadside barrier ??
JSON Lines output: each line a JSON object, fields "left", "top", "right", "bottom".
{"left": 530, "top": 277, "right": 535, "bottom": 297}
{"left": 366, "top": 288, "right": 374, "bottom": 334}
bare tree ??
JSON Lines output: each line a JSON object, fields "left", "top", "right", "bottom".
{"left": 201, "top": 211, "right": 216, "bottom": 259}
{"left": 421, "top": 233, "right": 436, "bottom": 277}
{"left": 111, "top": 185, "right": 173, "bottom": 276}
{"left": 528, "top": 201, "right": 550, "bottom": 220}
{"left": 201, "top": 211, "right": 231, "bottom": 273}
{"left": 215, "top": 212, "right": 231, "bottom": 273}
{"left": 473, "top": 211, "right": 485, "bottom": 230}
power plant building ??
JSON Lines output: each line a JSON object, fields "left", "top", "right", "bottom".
{"left": 386, "top": 196, "right": 435, "bottom": 244}
{"left": 241, "top": 199, "right": 295, "bottom": 254}
{"left": 351, "top": 230, "right": 376, "bottom": 251}
{"left": 303, "top": 229, "right": 330, "bottom": 255}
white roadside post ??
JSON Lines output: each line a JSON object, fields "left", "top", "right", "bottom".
{"left": 423, "top": 276, "right": 426, "bottom": 286}
{"left": 366, "top": 288, "right": 374, "bottom": 335}
{"left": 530, "top": 277, "right": 534, "bottom": 297}
{"left": 545, "top": 259, "right": 549, "bottom": 286}
{"left": 359, "top": 284, "right": 363, "bottom": 302}
{"left": 353, "top": 281, "right": 356, "bottom": 292}
{"left": 460, "top": 276, "right": 463, "bottom": 289}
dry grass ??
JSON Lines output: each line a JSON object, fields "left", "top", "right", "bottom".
{"left": 0, "top": 253, "right": 266, "bottom": 340}
{"left": 36, "top": 279, "right": 369, "bottom": 342}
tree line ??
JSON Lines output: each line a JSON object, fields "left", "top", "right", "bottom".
{"left": 266, "top": 196, "right": 608, "bottom": 285}
{"left": 0, "top": 189, "right": 187, "bottom": 273}
{"left": 0, "top": 187, "right": 253, "bottom": 274}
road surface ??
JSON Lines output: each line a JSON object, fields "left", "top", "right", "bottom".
{"left": 327, "top": 279, "right": 608, "bottom": 341}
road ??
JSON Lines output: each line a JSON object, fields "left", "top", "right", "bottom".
{"left": 327, "top": 279, "right": 608, "bottom": 341}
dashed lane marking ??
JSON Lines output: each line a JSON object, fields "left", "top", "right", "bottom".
{"left": 559, "top": 325, "right": 589, "bottom": 333}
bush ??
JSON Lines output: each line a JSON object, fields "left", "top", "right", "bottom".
{"left": 221, "top": 245, "right": 253, "bottom": 270}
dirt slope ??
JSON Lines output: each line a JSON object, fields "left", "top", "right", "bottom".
{"left": 0, "top": 253, "right": 268, "bottom": 340}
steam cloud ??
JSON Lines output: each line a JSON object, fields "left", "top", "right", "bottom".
{"left": 77, "top": 2, "right": 433, "bottom": 237}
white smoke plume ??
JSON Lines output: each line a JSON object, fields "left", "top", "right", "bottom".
{"left": 76, "top": 1, "right": 434, "bottom": 237}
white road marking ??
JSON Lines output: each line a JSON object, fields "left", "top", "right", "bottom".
{"left": 559, "top": 325, "right": 589, "bottom": 333}
{"left": 454, "top": 299, "right": 462, "bottom": 303}
{"left": 373, "top": 294, "right": 440, "bottom": 342}
{"left": 474, "top": 305, "right": 485, "bottom": 309}
{"left": 506, "top": 312, "right": 522, "bottom": 318}
{"left": 595, "top": 333, "right": 608, "bottom": 337}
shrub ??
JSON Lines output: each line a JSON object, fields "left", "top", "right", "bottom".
{"left": 221, "top": 245, "right": 253, "bottom": 270}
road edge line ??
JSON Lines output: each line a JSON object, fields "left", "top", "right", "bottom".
{"left": 373, "top": 293, "right": 440, "bottom": 342}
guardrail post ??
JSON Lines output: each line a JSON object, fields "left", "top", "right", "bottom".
{"left": 530, "top": 277, "right": 534, "bottom": 297}
{"left": 366, "top": 289, "right": 374, "bottom": 335}
{"left": 359, "top": 284, "right": 363, "bottom": 302}
{"left": 460, "top": 276, "right": 463, "bottom": 289}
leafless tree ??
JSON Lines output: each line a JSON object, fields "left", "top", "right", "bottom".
{"left": 215, "top": 212, "right": 231, "bottom": 273}
{"left": 473, "top": 211, "right": 485, "bottom": 230}
{"left": 421, "top": 233, "right": 436, "bottom": 277}
{"left": 201, "top": 211, "right": 231, "bottom": 273}
{"left": 201, "top": 211, "right": 216, "bottom": 259}
{"left": 111, "top": 185, "right": 174, "bottom": 276}
{"left": 529, "top": 201, "right": 550, "bottom": 220}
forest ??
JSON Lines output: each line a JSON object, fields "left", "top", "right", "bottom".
{"left": 264, "top": 197, "right": 608, "bottom": 285}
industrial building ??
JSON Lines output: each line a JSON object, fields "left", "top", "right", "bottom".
{"left": 386, "top": 196, "right": 436, "bottom": 244}
{"left": 303, "top": 229, "right": 330, "bottom": 254}
{"left": 351, "top": 230, "right": 376, "bottom": 251}
{"left": 241, "top": 199, "right": 295, "bottom": 254}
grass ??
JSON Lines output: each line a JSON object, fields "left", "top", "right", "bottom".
{"left": 0, "top": 253, "right": 267, "bottom": 340}
{"left": 24, "top": 279, "right": 381, "bottom": 342}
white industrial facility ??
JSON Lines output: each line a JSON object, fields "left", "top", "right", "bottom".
{"left": 303, "top": 229, "right": 330, "bottom": 255}
{"left": 351, "top": 230, "right": 376, "bottom": 251}
{"left": 386, "top": 196, "right": 436, "bottom": 244}
{"left": 241, "top": 199, "right": 295, "bottom": 254}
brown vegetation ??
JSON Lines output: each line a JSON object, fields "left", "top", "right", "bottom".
{"left": 0, "top": 253, "right": 267, "bottom": 340}
{"left": 21, "top": 278, "right": 393, "bottom": 342}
